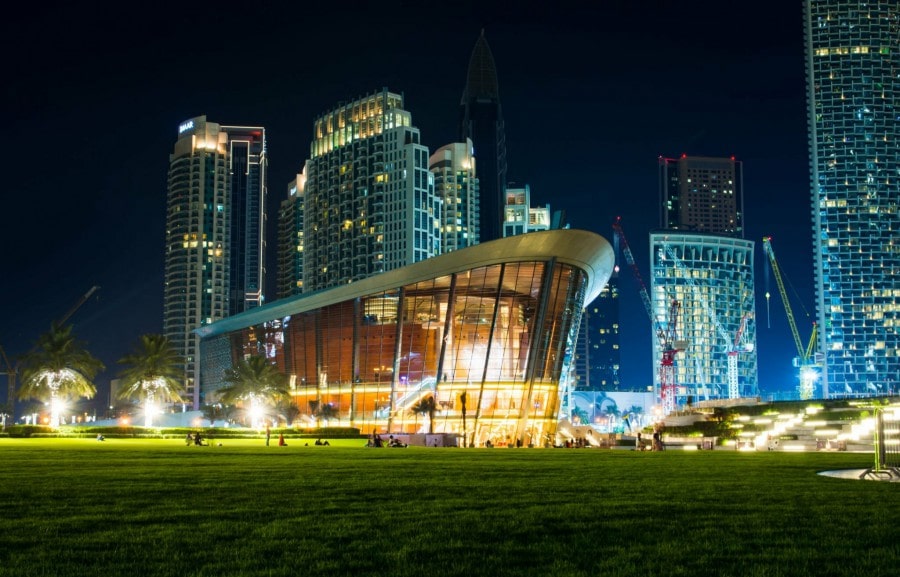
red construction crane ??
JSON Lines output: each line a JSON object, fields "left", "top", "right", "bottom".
{"left": 612, "top": 217, "right": 684, "bottom": 414}
{"left": 661, "top": 241, "right": 753, "bottom": 399}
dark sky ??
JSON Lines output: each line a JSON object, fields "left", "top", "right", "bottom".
{"left": 1, "top": 1, "right": 814, "bottom": 410}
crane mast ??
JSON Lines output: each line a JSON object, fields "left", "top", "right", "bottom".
{"left": 612, "top": 218, "right": 683, "bottom": 414}
{"left": 762, "top": 236, "right": 817, "bottom": 399}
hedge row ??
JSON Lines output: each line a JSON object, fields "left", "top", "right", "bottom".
{"left": 2, "top": 425, "right": 362, "bottom": 439}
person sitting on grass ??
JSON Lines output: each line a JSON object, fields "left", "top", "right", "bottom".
{"left": 193, "top": 432, "right": 207, "bottom": 446}
{"left": 278, "top": 433, "right": 287, "bottom": 447}
{"left": 96, "top": 434, "right": 105, "bottom": 442}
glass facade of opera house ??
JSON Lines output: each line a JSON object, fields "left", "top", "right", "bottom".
{"left": 197, "top": 230, "right": 614, "bottom": 447}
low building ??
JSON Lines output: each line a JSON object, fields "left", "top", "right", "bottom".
{"left": 197, "top": 229, "right": 614, "bottom": 447}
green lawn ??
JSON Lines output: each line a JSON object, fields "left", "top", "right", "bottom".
{"left": 0, "top": 439, "right": 896, "bottom": 577}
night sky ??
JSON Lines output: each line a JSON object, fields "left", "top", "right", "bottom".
{"left": 1, "top": 1, "right": 814, "bottom": 411}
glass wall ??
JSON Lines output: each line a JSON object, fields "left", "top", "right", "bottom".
{"left": 201, "top": 260, "right": 589, "bottom": 447}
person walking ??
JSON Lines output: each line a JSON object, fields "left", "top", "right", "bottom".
{"left": 265, "top": 423, "right": 271, "bottom": 446}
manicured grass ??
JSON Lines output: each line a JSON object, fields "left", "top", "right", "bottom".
{"left": 0, "top": 439, "right": 896, "bottom": 577}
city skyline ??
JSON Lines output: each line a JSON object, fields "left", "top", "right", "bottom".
{"left": 2, "top": 2, "right": 816, "bottom": 412}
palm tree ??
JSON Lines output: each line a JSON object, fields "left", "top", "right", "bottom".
{"left": 314, "top": 402, "right": 338, "bottom": 426}
{"left": 411, "top": 395, "right": 437, "bottom": 434}
{"left": 276, "top": 399, "right": 301, "bottom": 427}
{"left": 218, "top": 356, "right": 290, "bottom": 429}
{"left": 117, "top": 334, "right": 184, "bottom": 427}
{"left": 627, "top": 405, "right": 645, "bottom": 430}
{"left": 18, "top": 322, "right": 104, "bottom": 427}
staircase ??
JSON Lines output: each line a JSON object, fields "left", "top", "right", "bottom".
{"left": 374, "top": 377, "right": 438, "bottom": 419}
{"left": 756, "top": 409, "right": 875, "bottom": 452}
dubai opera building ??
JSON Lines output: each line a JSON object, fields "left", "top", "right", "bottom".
{"left": 197, "top": 229, "right": 614, "bottom": 447}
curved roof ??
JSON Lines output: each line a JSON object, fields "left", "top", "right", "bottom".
{"left": 461, "top": 30, "right": 500, "bottom": 104}
{"left": 197, "top": 229, "right": 614, "bottom": 339}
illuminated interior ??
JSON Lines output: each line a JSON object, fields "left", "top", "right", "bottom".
{"left": 199, "top": 230, "right": 614, "bottom": 447}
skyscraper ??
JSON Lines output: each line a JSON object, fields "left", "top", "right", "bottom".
{"left": 429, "top": 139, "right": 479, "bottom": 252}
{"left": 805, "top": 1, "right": 900, "bottom": 398}
{"left": 277, "top": 170, "right": 305, "bottom": 300}
{"left": 651, "top": 155, "right": 757, "bottom": 404}
{"left": 164, "top": 116, "right": 267, "bottom": 407}
{"left": 573, "top": 269, "right": 621, "bottom": 391}
{"left": 302, "top": 89, "right": 439, "bottom": 292}
{"left": 460, "top": 30, "right": 507, "bottom": 243}
{"left": 658, "top": 155, "right": 744, "bottom": 236}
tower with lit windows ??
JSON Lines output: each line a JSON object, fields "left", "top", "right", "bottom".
{"left": 573, "top": 269, "right": 621, "bottom": 392}
{"left": 659, "top": 155, "right": 744, "bottom": 236}
{"left": 429, "top": 140, "right": 479, "bottom": 252}
{"left": 164, "top": 116, "right": 267, "bottom": 408}
{"left": 503, "top": 184, "right": 551, "bottom": 238}
{"left": 805, "top": 0, "right": 899, "bottom": 398}
{"left": 277, "top": 169, "right": 306, "bottom": 300}
{"left": 302, "top": 89, "right": 439, "bottom": 293}
{"left": 460, "top": 30, "right": 507, "bottom": 243}
{"left": 651, "top": 154, "right": 757, "bottom": 405}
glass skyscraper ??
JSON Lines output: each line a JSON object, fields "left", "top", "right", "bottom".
{"left": 429, "top": 139, "right": 479, "bottom": 252}
{"left": 460, "top": 31, "right": 507, "bottom": 243}
{"left": 573, "top": 269, "right": 621, "bottom": 392}
{"left": 651, "top": 155, "right": 757, "bottom": 405}
{"left": 805, "top": 1, "right": 899, "bottom": 398}
{"left": 164, "top": 116, "right": 267, "bottom": 407}
{"left": 302, "top": 89, "right": 439, "bottom": 293}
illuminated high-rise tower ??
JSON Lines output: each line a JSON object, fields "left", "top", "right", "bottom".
{"left": 573, "top": 269, "right": 621, "bottom": 392}
{"left": 429, "top": 139, "right": 479, "bottom": 252}
{"left": 658, "top": 155, "right": 744, "bottom": 237}
{"left": 805, "top": 1, "right": 900, "bottom": 398}
{"left": 164, "top": 116, "right": 267, "bottom": 407}
{"left": 651, "top": 154, "right": 757, "bottom": 404}
{"left": 302, "top": 89, "right": 439, "bottom": 292}
{"left": 277, "top": 168, "right": 306, "bottom": 299}
{"left": 460, "top": 30, "right": 507, "bottom": 243}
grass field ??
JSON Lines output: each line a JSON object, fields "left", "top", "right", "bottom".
{"left": 0, "top": 438, "right": 896, "bottom": 577}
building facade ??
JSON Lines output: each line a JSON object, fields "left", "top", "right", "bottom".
{"left": 198, "top": 230, "right": 614, "bottom": 446}
{"left": 652, "top": 153, "right": 756, "bottom": 407}
{"left": 573, "top": 268, "right": 621, "bottom": 392}
{"left": 429, "top": 140, "right": 479, "bottom": 252}
{"left": 658, "top": 155, "right": 744, "bottom": 236}
{"left": 805, "top": 0, "right": 900, "bottom": 397}
{"left": 503, "top": 185, "right": 551, "bottom": 238}
{"left": 460, "top": 31, "right": 507, "bottom": 243}
{"left": 303, "top": 89, "right": 439, "bottom": 293}
{"left": 277, "top": 170, "right": 306, "bottom": 300}
{"left": 650, "top": 233, "right": 758, "bottom": 403}
{"left": 164, "top": 116, "right": 267, "bottom": 408}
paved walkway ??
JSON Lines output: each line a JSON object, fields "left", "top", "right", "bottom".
{"left": 818, "top": 468, "right": 900, "bottom": 482}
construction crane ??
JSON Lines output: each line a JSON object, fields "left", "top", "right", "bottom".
{"left": 762, "top": 236, "right": 818, "bottom": 399}
{"left": 59, "top": 285, "right": 100, "bottom": 326}
{"left": 612, "top": 217, "right": 685, "bottom": 415}
{"left": 661, "top": 242, "right": 752, "bottom": 399}
{"left": 726, "top": 312, "right": 753, "bottom": 400}
{"left": 0, "top": 285, "right": 100, "bottom": 422}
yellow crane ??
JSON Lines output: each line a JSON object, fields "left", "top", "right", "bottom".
{"left": 762, "top": 237, "right": 818, "bottom": 399}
